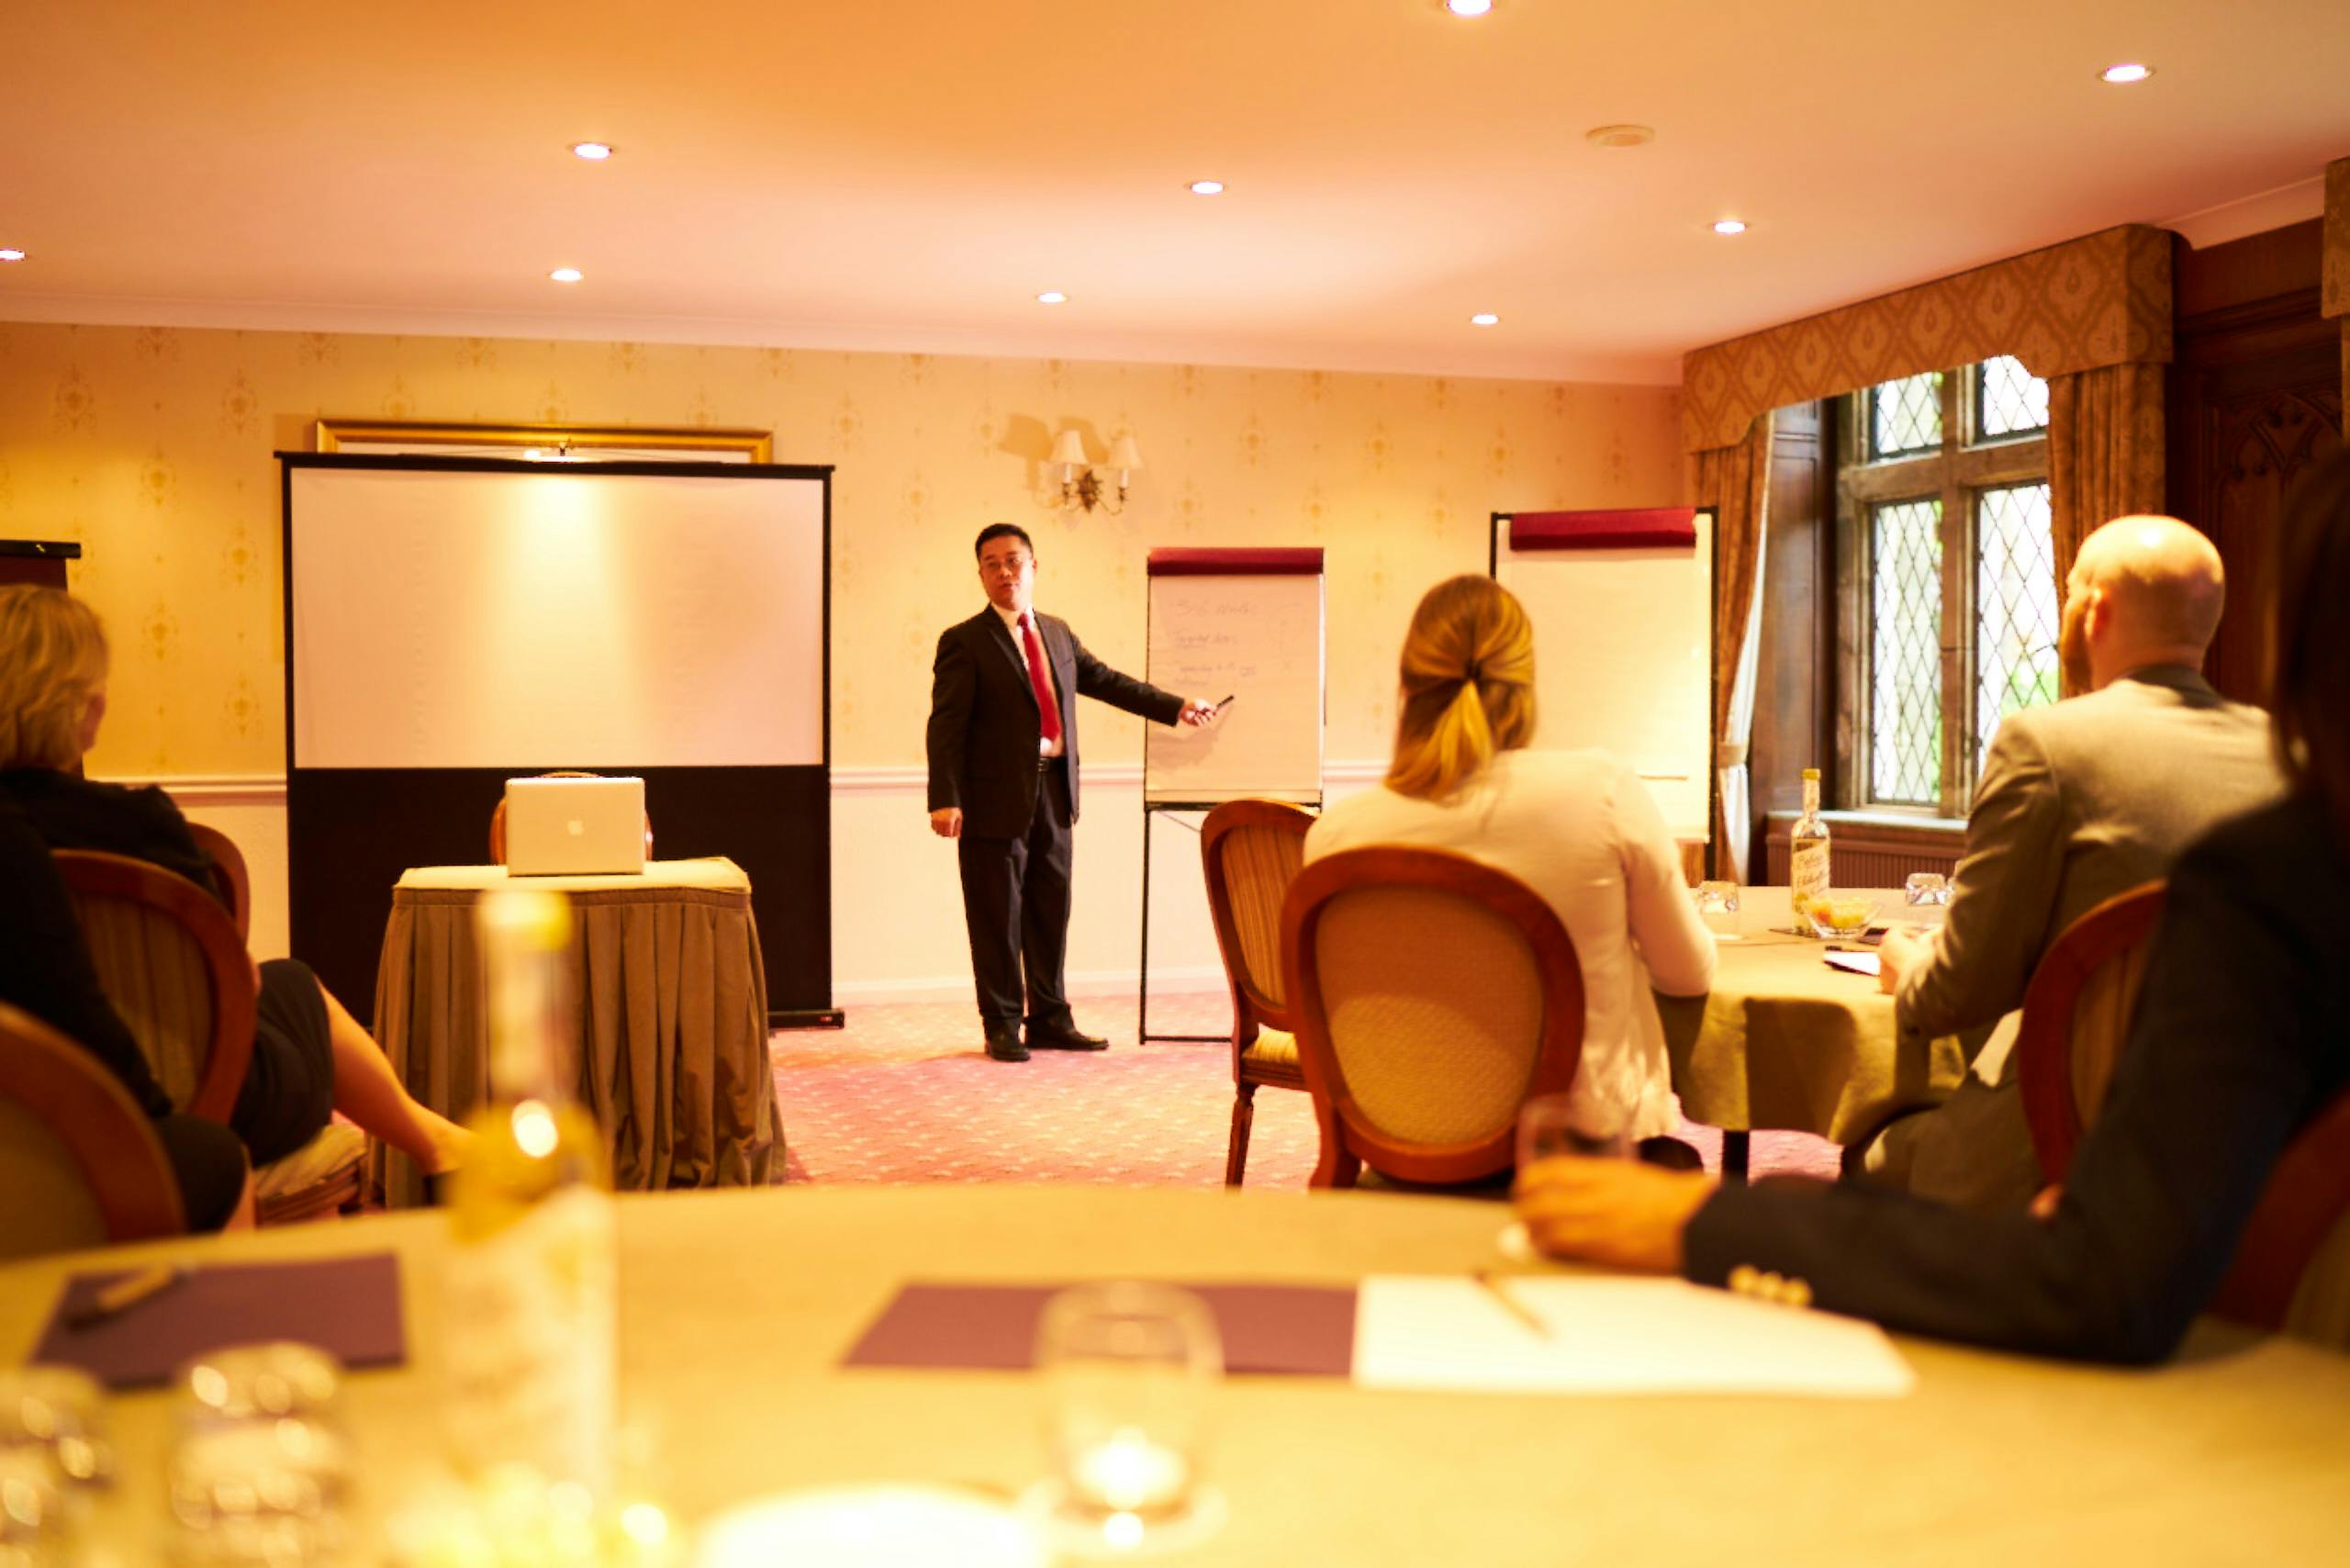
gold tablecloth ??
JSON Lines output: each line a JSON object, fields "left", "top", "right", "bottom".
{"left": 368, "top": 858, "right": 782, "bottom": 1206}
{"left": 5, "top": 1187, "right": 2347, "bottom": 1566}
{"left": 1662, "top": 890, "right": 1966, "bottom": 1143}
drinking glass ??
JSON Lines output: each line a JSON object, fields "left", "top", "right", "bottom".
{"left": 0, "top": 1364, "right": 110, "bottom": 1562}
{"left": 167, "top": 1343, "right": 354, "bottom": 1567}
{"left": 1035, "top": 1282, "right": 1221, "bottom": 1552}
{"left": 1516, "top": 1092, "right": 1628, "bottom": 1165}
{"left": 1694, "top": 879, "right": 1741, "bottom": 938}
{"left": 1903, "top": 872, "right": 1951, "bottom": 907}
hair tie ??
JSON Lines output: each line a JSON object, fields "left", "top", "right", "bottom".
{"left": 1463, "top": 660, "right": 1483, "bottom": 683}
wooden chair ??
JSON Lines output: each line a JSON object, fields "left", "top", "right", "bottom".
{"left": 1200, "top": 800, "right": 1315, "bottom": 1185}
{"left": 0, "top": 1001, "right": 188, "bottom": 1259}
{"left": 2210, "top": 1091, "right": 2350, "bottom": 1349}
{"left": 183, "top": 821, "right": 251, "bottom": 940}
{"left": 489, "top": 770, "right": 655, "bottom": 864}
{"left": 53, "top": 850, "right": 366, "bottom": 1226}
{"left": 2016, "top": 882, "right": 2168, "bottom": 1182}
{"left": 1280, "top": 846, "right": 1585, "bottom": 1189}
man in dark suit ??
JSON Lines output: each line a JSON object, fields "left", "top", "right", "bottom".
{"left": 927, "top": 523, "right": 1211, "bottom": 1061}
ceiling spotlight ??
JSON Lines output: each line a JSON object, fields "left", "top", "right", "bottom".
{"left": 2099, "top": 62, "right": 2154, "bottom": 84}
{"left": 1584, "top": 124, "right": 1655, "bottom": 149}
{"left": 550, "top": 266, "right": 584, "bottom": 283}
{"left": 1188, "top": 179, "right": 1225, "bottom": 196}
{"left": 1712, "top": 218, "right": 1748, "bottom": 236}
{"left": 1447, "top": 0, "right": 1494, "bottom": 15}
{"left": 1471, "top": 313, "right": 1500, "bottom": 327}
{"left": 570, "top": 141, "right": 615, "bottom": 160}
{"left": 1036, "top": 290, "right": 1069, "bottom": 305}
{"left": 0, "top": 248, "right": 23, "bottom": 263}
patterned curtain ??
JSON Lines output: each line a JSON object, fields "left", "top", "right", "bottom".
{"left": 2045, "top": 362, "right": 2166, "bottom": 589}
{"left": 1695, "top": 411, "right": 1774, "bottom": 878}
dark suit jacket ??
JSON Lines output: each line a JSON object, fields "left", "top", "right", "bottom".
{"left": 1684, "top": 793, "right": 2350, "bottom": 1363}
{"left": 925, "top": 608, "right": 1183, "bottom": 838}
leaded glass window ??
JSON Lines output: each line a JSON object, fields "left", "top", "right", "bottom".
{"left": 1870, "top": 372, "right": 1942, "bottom": 459}
{"left": 1975, "top": 482, "right": 2059, "bottom": 761}
{"left": 1870, "top": 498, "right": 1944, "bottom": 806}
{"left": 1976, "top": 355, "right": 2050, "bottom": 440}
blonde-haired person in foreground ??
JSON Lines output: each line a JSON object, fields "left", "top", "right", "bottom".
{"left": 1303, "top": 575, "right": 1715, "bottom": 1165}
{"left": 0, "top": 585, "right": 472, "bottom": 1190}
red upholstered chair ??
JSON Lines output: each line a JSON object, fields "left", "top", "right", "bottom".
{"left": 2016, "top": 882, "right": 2168, "bottom": 1182}
{"left": 0, "top": 1001, "right": 191, "bottom": 1258}
{"left": 1200, "top": 800, "right": 1315, "bottom": 1186}
{"left": 1280, "top": 846, "right": 1585, "bottom": 1190}
{"left": 183, "top": 821, "right": 252, "bottom": 941}
{"left": 54, "top": 850, "right": 365, "bottom": 1226}
{"left": 2209, "top": 1091, "right": 2350, "bottom": 1348}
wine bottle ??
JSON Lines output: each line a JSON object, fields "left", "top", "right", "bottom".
{"left": 1790, "top": 767, "right": 1831, "bottom": 918}
{"left": 442, "top": 886, "right": 616, "bottom": 1497}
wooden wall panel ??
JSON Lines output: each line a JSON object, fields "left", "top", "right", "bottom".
{"left": 1744, "top": 401, "right": 1833, "bottom": 883}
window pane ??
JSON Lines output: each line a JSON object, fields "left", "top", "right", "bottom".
{"left": 1870, "top": 372, "right": 1942, "bottom": 459}
{"left": 1975, "top": 482, "right": 2060, "bottom": 765}
{"left": 1871, "top": 498, "right": 1943, "bottom": 805}
{"left": 1976, "top": 354, "right": 2050, "bottom": 439}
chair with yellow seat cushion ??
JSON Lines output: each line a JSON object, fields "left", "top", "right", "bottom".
{"left": 1279, "top": 846, "right": 1585, "bottom": 1190}
{"left": 0, "top": 1001, "right": 190, "bottom": 1260}
{"left": 182, "top": 821, "right": 251, "bottom": 941}
{"left": 2016, "top": 881, "right": 2167, "bottom": 1182}
{"left": 52, "top": 849, "right": 366, "bottom": 1227}
{"left": 1200, "top": 800, "right": 1315, "bottom": 1186}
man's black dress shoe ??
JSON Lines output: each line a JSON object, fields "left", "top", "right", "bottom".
{"left": 1025, "top": 1019, "right": 1109, "bottom": 1051}
{"left": 984, "top": 1025, "right": 1029, "bottom": 1062}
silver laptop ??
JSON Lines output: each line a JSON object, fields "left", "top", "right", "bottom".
{"left": 504, "top": 776, "right": 647, "bottom": 876}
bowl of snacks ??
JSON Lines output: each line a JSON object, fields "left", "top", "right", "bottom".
{"left": 1803, "top": 894, "right": 1878, "bottom": 941}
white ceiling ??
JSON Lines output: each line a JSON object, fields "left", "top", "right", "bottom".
{"left": 3, "top": 0, "right": 2346, "bottom": 385}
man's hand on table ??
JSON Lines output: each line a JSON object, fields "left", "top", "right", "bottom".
{"left": 1514, "top": 1158, "right": 1718, "bottom": 1274}
{"left": 1875, "top": 923, "right": 1934, "bottom": 995}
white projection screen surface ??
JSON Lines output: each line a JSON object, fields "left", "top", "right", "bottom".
{"left": 290, "top": 466, "right": 825, "bottom": 769}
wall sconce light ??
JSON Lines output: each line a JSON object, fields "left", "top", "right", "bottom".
{"left": 1050, "top": 429, "right": 1144, "bottom": 513}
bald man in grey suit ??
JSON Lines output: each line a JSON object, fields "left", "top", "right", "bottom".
{"left": 1856, "top": 515, "right": 2283, "bottom": 1212}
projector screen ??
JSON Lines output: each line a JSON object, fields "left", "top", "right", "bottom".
{"left": 281, "top": 454, "right": 835, "bottom": 1025}
{"left": 290, "top": 466, "right": 824, "bottom": 768}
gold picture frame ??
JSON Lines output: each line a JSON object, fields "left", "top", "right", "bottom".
{"left": 312, "top": 419, "right": 773, "bottom": 463}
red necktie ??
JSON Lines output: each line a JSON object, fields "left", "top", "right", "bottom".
{"left": 1020, "top": 612, "right": 1063, "bottom": 745}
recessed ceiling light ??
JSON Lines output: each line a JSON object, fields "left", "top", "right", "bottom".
{"left": 1188, "top": 179, "right": 1225, "bottom": 196}
{"left": 1447, "top": 0, "right": 1494, "bottom": 15}
{"left": 0, "top": 248, "right": 23, "bottom": 263}
{"left": 571, "top": 141, "right": 615, "bottom": 161}
{"left": 550, "top": 266, "right": 584, "bottom": 283}
{"left": 1036, "top": 290, "right": 1069, "bottom": 305}
{"left": 1584, "top": 124, "right": 1655, "bottom": 149}
{"left": 1471, "top": 313, "right": 1500, "bottom": 327}
{"left": 2099, "top": 62, "right": 2154, "bottom": 84}
{"left": 1712, "top": 218, "right": 1748, "bottom": 236}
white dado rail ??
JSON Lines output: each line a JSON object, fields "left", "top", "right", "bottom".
{"left": 123, "top": 764, "right": 1393, "bottom": 1010}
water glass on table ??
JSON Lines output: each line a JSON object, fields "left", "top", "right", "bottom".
{"left": 1035, "top": 1282, "right": 1222, "bottom": 1553}
{"left": 0, "top": 1365, "right": 110, "bottom": 1564}
{"left": 1903, "top": 872, "right": 1951, "bottom": 907}
{"left": 1693, "top": 879, "right": 1741, "bottom": 938}
{"left": 167, "top": 1343, "right": 353, "bottom": 1567}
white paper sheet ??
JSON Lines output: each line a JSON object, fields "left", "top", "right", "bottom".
{"left": 1353, "top": 1276, "right": 1914, "bottom": 1397}
{"left": 1823, "top": 949, "right": 1883, "bottom": 978}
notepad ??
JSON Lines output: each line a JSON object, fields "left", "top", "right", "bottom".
{"left": 33, "top": 1254, "right": 407, "bottom": 1390}
{"left": 1353, "top": 1275, "right": 1914, "bottom": 1397}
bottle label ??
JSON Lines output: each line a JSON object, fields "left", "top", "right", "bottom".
{"left": 442, "top": 1184, "right": 617, "bottom": 1494}
{"left": 1791, "top": 841, "right": 1830, "bottom": 913}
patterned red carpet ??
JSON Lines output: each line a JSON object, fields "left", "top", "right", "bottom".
{"left": 773, "top": 992, "right": 1842, "bottom": 1189}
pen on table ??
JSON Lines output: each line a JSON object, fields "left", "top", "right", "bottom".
{"left": 1472, "top": 1270, "right": 1551, "bottom": 1339}
{"left": 66, "top": 1263, "right": 187, "bottom": 1329}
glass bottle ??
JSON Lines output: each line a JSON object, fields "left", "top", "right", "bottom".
{"left": 1790, "top": 767, "right": 1831, "bottom": 917}
{"left": 443, "top": 887, "right": 616, "bottom": 1498}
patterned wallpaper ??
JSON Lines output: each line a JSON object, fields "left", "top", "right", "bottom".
{"left": 0, "top": 321, "right": 1683, "bottom": 776}
{"left": 1680, "top": 224, "right": 2173, "bottom": 454}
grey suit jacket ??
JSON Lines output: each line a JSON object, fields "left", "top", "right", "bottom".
{"left": 1900, "top": 666, "right": 2282, "bottom": 1041}
{"left": 1881, "top": 666, "right": 2282, "bottom": 1211}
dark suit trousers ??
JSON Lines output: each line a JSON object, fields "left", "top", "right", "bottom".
{"left": 956, "top": 758, "right": 1076, "bottom": 1027}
